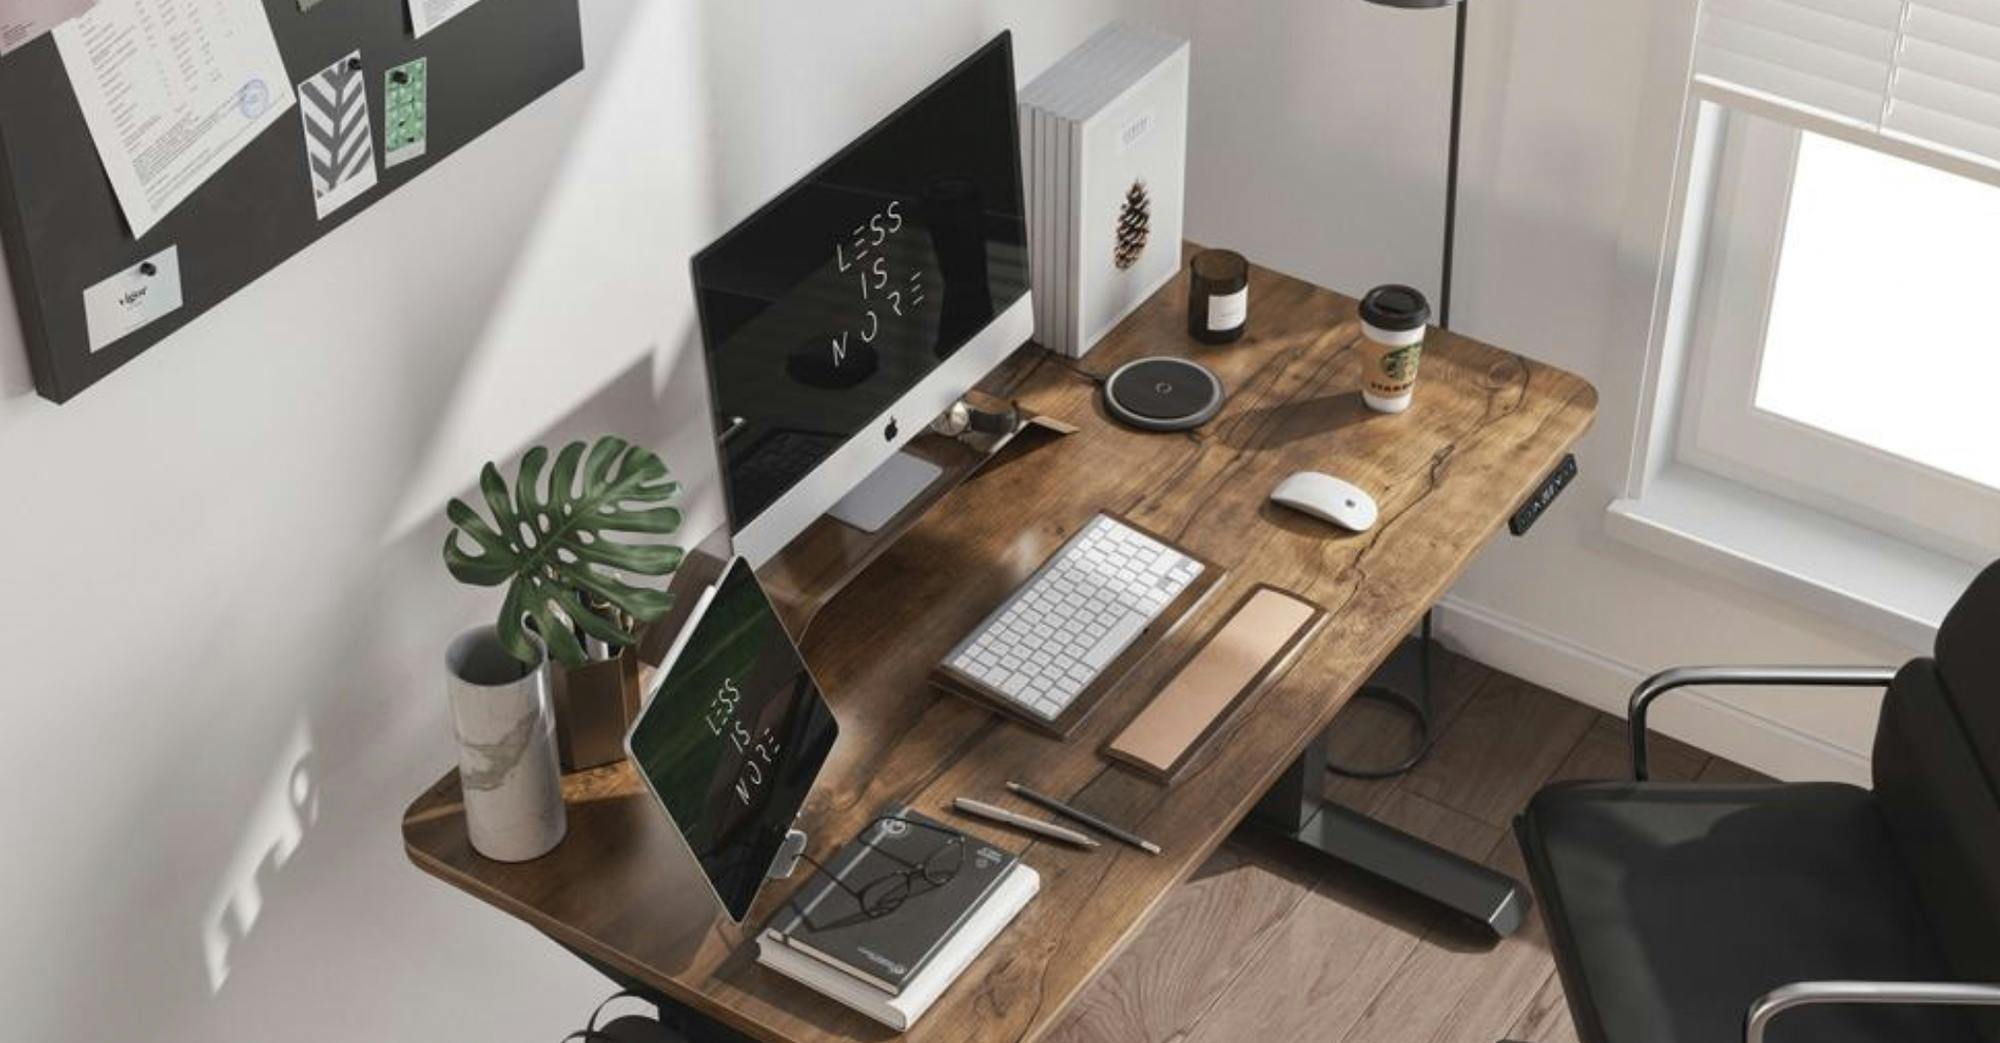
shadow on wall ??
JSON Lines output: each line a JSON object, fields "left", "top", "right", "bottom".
{"left": 385, "top": 0, "right": 717, "bottom": 541}
{"left": 155, "top": 0, "right": 733, "bottom": 983}
{"left": 28, "top": 347, "right": 703, "bottom": 1042}
{"left": 201, "top": 715, "right": 319, "bottom": 993}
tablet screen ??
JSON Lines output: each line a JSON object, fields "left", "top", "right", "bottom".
{"left": 627, "top": 558, "right": 839, "bottom": 921}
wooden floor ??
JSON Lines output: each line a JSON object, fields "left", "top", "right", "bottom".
{"left": 1046, "top": 648, "right": 1769, "bottom": 1043}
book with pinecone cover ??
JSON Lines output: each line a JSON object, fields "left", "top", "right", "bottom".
{"left": 1017, "top": 24, "right": 1189, "bottom": 358}
{"left": 763, "top": 810, "right": 1021, "bottom": 996}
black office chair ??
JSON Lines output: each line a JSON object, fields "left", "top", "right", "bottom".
{"left": 1514, "top": 560, "right": 2000, "bottom": 1043}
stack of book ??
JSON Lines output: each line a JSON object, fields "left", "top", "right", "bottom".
{"left": 1019, "top": 24, "right": 1191, "bottom": 359}
{"left": 755, "top": 812, "right": 1040, "bottom": 1031}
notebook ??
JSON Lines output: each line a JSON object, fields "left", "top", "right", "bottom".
{"left": 755, "top": 861, "right": 1040, "bottom": 1032}
{"left": 764, "top": 810, "right": 1018, "bottom": 995}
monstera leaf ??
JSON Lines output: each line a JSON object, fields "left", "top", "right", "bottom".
{"left": 444, "top": 436, "right": 684, "bottom": 669}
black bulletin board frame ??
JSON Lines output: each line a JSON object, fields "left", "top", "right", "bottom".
{"left": 0, "top": 0, "right": 584, "bottom": 403}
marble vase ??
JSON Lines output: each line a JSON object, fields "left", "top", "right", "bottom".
{"left": 445, "top": 626, "right": 566, "bottom": 862}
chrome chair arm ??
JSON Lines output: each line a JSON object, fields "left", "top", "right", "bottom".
{"left": 1628, "top": 666, "right": 1897, "bottom": 780}
{"left": 1746, "top": 980, "right": 2000, "bottom": 1043}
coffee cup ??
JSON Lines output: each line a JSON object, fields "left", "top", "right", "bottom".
{"left": 1358, "top": 284, "right": 1431, "bottom": 414}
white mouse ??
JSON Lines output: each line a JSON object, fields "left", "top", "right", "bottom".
{"left": 1271, "top": 471, "right": 1379, "bottom": 532}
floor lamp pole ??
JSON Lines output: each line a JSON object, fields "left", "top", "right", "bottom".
{"left": 1439, "top": 0, "right": 1466, "bottom": 330}
{"left": 1327, "top": 0, "right": 1468, "bottom": 780}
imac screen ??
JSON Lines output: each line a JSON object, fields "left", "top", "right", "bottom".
{"left": 693, "top": 34, "right": 1030, "bottom": 530}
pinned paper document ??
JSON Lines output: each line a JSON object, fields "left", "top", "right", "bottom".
{"left": 298, "top": 51, "right": 379, "bottom": 220}
{"left": 82, "top": 246, "right": 182, "bottom": 352}
{"left": 0, "top": 0, "right": 94, "bottom": 55}
{"left": 52, "top": 0, "right": 295, "bottom": 237}
{"left": 408, "top": 0, "right": 487, "bottom": 38}
{"left": 383, "top": 58, "right": 428, "bottom": 168}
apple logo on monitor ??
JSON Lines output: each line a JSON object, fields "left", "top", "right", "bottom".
{"left": 883, "top": 418, "right": 899, "bottom": 441}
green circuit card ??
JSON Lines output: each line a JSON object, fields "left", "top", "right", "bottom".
{"left": 384, "top": 59, "right": 428, "bottom": 168}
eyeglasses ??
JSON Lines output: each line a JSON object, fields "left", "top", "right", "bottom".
{"left": 786, "top": 816, "right": 967, "bottom": 932}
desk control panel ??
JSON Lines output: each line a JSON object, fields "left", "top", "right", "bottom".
{"left": 1509, "top": 453, "right": 1577, "bottom": 536}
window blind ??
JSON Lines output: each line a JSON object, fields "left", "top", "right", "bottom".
{"left": 1694, "top": 0, "right": 2000, "bottom": 173}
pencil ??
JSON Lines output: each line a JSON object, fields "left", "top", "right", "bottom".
{"left": 1006, "top": 782, "right": 1162, "bottom": 855}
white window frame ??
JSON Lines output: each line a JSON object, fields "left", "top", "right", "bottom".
{"left": 1600, "top": 0, "right": 1991, "bottom": 646}
{"left": 1675, "top": 105, "right": 2000, "bottom": 563}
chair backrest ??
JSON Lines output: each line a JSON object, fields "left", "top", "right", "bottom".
{"left": 1874, "top": 560, "right": 2000, "bottom": 1041}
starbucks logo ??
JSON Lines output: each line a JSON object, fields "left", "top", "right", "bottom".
{"left": 1381, "top": 344, "right": 1422, "bottom": 382}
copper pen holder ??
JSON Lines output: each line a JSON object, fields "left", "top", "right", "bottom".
{"left": 549, "top": 650, "right": 641, "bottom": 773}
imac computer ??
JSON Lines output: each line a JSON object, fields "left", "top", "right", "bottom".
{"left": 693, "top": 33, "right": 1033, "bottom": 566}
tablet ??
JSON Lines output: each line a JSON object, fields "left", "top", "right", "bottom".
{"left": 625, "top": 558, "right": 839, "bottom": 922}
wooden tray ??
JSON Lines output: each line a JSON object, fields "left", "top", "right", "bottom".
{"left": 929, "top": 511, "right": 1224, "bottom": 739}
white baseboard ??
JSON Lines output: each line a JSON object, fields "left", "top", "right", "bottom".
{"left": 1433, "top": 595, "right": 1872, "bottom": 786}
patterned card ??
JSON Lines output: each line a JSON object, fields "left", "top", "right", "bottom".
{"left": 383, "top": 58, "right": 428, "bottom": 168}
{"left": 298, "top": 50, "right": 378, "bottom": 219}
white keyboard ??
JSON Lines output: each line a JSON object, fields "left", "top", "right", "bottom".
{"left": 943, "top": 514, "right": 1206, "bottom": 723}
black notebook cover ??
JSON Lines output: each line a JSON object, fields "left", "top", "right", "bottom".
{"left": 767, "top": 809, "right": 1018, "bottom": 995}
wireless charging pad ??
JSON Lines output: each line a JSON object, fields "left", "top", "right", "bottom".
{"left": 1103, "top": 357, "right": 1225, "bottom": 432}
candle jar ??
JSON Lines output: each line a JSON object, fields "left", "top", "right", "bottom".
{"left": 1187, "top": 249, "right": 1249, "bottom": 344}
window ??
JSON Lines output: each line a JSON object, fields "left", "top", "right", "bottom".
{"left": 1677, "top": 107, "right": 2000, "bottom": 561}
{"left": 1759, "top": 133, "right": 2000, "bottom": 491}
{"left": 1608, "top": 0, "right": 2000, "bottom": 635}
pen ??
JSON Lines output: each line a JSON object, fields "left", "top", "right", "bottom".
{"left": 951, "top": 798, "right": 1100, "bottom": 849}
{"left": 1006, "top": 782, "right": 1162, "bottom": 855}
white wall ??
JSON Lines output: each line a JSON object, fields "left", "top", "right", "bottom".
{"left": 1140, "top": 0, "right": 1903, "bottom": 783}
{"left": 0, "top": 2, "right": 1126, "bottom": 1040}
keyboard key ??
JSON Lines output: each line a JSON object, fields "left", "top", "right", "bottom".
{"left": 1083, "top": 613, "right": 1148, "bottom": 669}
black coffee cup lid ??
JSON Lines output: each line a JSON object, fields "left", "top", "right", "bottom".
{"left": 1360, "top": 284, "right": 1431, "bottom": 332}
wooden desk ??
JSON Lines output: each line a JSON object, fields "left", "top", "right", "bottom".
{"left": 403, "top": 251, "right": 1597, "bottom": 1043}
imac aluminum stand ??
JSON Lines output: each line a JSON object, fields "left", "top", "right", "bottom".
{"left": 827, "top": 451, "right": 945, "bottom": 533}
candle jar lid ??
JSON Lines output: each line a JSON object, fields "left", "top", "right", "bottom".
{"left": 1191, "top": 249, "right": 1249, "bottom": 290}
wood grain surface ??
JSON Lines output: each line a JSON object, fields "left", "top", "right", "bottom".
{"left": 403, "top": 246, "right": 1598, "bottom": 1043}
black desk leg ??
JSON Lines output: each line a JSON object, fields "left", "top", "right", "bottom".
{"left": 554, "top": 940, "right": 758, "bottom": 1043}
{"left": 1240, "top": 645, "right": 1531, "bottom": 941}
